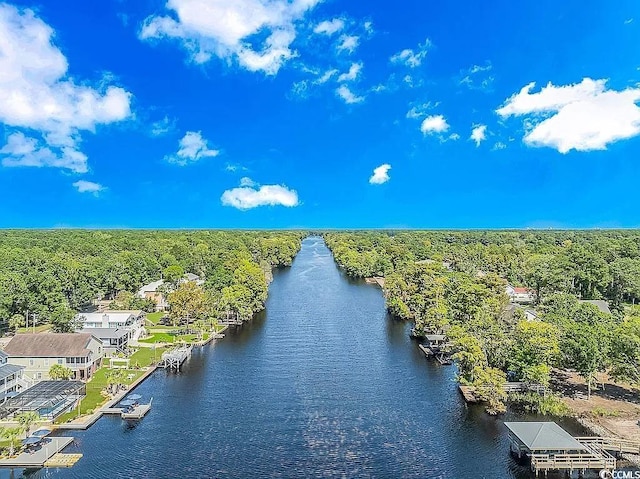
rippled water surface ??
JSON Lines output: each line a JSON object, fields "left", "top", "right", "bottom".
{"left": 4, "top": 237, "right": 565, "bottom": 478}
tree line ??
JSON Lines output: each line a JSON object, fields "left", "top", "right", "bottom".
{"left": 325, "top": 231, "right": 640, "bottom": 414}
{"left": 0, "top": 230, "right": 305, "bottom": 332}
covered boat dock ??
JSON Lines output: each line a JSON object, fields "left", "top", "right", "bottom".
{"left": 505, "top": 421, "right": 616, "bottom": 475}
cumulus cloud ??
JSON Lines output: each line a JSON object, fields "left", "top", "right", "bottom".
{"left": 369, "top": 164, "right": 391, "bottom": 184}
{"left": 73, "top": 180, "right": 105, "bottom": 195}
{"left": 390, "top": 39, "right": 432, "bottom": 68}
{"left": 336, "top": 85, "right": 364, "bottom": 104}
{"left": 497, "top": 78, "right": 640, "bottom": 153}
{"left": 420, "top": 115, "right": 449, "bottom": 135}
{"left": 337, "top": 62, "right": 362, "bottom": 82}
{"left": 314, "top": 18, "right": 344, "bottom": 36}
{"left": 221, "top": 178, "right": 299, "bottom": 209}
{"left": 167, "top": 131, "right": 219, "bottom": 165}
{"left": 470, "top": 124, "right": 487, "bottom": 146}
{"left": 139, "top": 0, "right": 321, "bottom": 75}
{"left": 337, "top": 34, "right": 359, "bottom": 53}
{"left": 0, "top": 4, "right": 132, "bottom": 173}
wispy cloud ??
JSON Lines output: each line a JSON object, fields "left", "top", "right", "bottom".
{"left": 337, "top": 35, "right": 359, "bottom": 54}
{"left": 390, "top": 39, "right": 432, "bottom": 68}
{"left": 337, "top": 62, "right": 362, "bottom": 82}
{"left": 336, "top": 85, "right": 364, "bottom": 104}
{"left": 314, "top": 18, "right": 344, "bottom": 36}
{"left": 73, "top": 180, "right": 105, "bottom": 195}
{"left": 458, "top": 62, "right": 494, "bottom": 91}
{"left": 150, "top": 116, "right": 175, "bottom": 137}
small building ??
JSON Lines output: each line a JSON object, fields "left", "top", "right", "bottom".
{"left": 80, "top": 328, "right": 129, "bottom": 356}
{"left": 0, "top": 351, "right": 24, "bottom": 402}
{"left": 506, "top": 285, "right": 536, "bottom": 304}
{"left": 524, "top": 309, "right": 539, "bottom": 321}
{"left": 3, "top": 333, "right": 103, "bottom": 382}
{"left": 579, "top": 299, "right": 611, "bottom": 315}
{"left": 75, "top": 310, "right": 146, "bottom": 341}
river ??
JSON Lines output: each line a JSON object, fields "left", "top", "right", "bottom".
{"left": 3, "top": 237, "right": 575, "bottom": 478}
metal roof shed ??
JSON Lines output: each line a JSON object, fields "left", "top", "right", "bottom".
{"left": 504, "top": 422, "right": 586, "bottom": 452}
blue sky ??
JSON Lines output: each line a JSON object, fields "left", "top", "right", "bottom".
{"left": 0, "top": 0, "right": 638, "bottom": 228}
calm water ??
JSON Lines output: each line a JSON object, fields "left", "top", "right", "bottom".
{"left": 3, "top": 238, "right": 579, "bottom": 478}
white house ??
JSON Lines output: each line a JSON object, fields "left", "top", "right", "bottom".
{"left": 75, "top": 310, "right": 146, "bottom": 341}
{"left": 0, "top": 351, "right": 24, "bottom": 401}
{"left": 80, "top": 328, "right": 130, "bottom": 356}
{"left": 4, "top": 333, "right": 103, "bottom": 381}
{"left": 506, "top": 285, "right": 536, "bottom": 304}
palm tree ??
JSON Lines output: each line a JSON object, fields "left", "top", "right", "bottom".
{"left": 2, "top": 427, "right": 22, "bottom": 457}
{"left": 15, "top": 411, "right": 41, "bottom": 436}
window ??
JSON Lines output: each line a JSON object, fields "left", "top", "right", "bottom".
{"left": 58, "top": 359, "right": 63, "bottom": 365}
{"left": 44, "top": 358, "right": 49, "bottom": 366}
{"left": 29, "top": 359, "right": 34, "bottom": 366}
{"left": 35, "top": 372, "right": 41, "bottom": 380}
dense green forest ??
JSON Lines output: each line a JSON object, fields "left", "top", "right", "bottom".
{"left": 325, "top": 231, "right": 640, "bottom": 414}
{"left": 0, "top": 230, "right": 304, "bottom": 332}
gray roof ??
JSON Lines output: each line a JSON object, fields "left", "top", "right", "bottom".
{"left": 0, "top": 350, "right": 8, "bottom": 360}
{"left": 0, "top": 363, "right": 23, "bottom": 380}
{"left": 425, "top": 334, "right": 446, "bottom": 341}
{"left": 4, "top": 333, "right": 96, "bottom": 358}
{"left": 579, "top": 300, "right": 611, "bottom": 314}
{"left": 81, "top": 328, "right": 129, "bottom": 340}
{"left": 504, "top": 422, "right": 586, "bottom": 451}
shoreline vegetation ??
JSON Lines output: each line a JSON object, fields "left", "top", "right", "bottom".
{"left": 0, "top": 231, "right": 305, "bottom": 437}
{"left": 325, "top": 231, "right": 640, "bottom": 443}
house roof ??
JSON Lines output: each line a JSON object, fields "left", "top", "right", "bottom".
{"left": 579, "top": 300, "right": 611, "bottom": 315}
{"left": 0, "top": 363, "right": 23, "bottom": 380}
{"left": 138, "top": 279, "right": 164, "bottom": 293}
{"left": 76, "top": 312, "right": 136, "bottom": 323}
{"left": 504, "top": 422, "right": 586, "bottom": 451}
{"left": 81, "top": 328, "right": 129, "bottom": 340}
{"left": 3, "top": 333, "right": 95, "bottom": 358}
{"left": 0, "top": 350, "right": 8, "bottom": 360}
{"left": 513, "top": 287, "right": 532, "bottom": 294}
{"left": 425, "top": 334, "right": 446, "bottom": 341}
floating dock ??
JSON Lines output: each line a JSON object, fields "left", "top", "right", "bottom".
{"left": 159, "top": 345, "right": 192, "bottom": 370}
{"left": 44, "top": 453, "right": 82, "bottom": 468}
{"left": 122, "top": 400, "right": 152, "bottom": 420}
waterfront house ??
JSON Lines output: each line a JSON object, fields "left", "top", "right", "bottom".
{"left": 0, "top": 351, "right": 25, "bottom": 402}
{"left": 79, "top": 328, "right": 130, "bottom": 356}
{"left": 137, "top": 274, "right": 204, "bottom": 311}
{"left": 3, "top": 333, "right": 103, "bottom": 382}
{"left": 75, "top": 310, "right": 146, "bottom": 341}
{"left": 506, "top": 284, "right": 535, "bottom": 304}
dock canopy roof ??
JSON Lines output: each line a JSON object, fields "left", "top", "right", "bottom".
{"left": 504, "top": 422, "right": 587, "bottom": 451}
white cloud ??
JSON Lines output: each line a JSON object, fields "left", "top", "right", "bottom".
{"left": 314, "top": 68, "right": 338, "bottom": 84}
{"left": 492, "top": 141, "right": 507, "bottom": 151}
{"left": 167, "top": 131, "right": 219, "bottom": 165}
{"left": 363, "top": 21, "right": 374, "bottom": 35}
{"left": 420, "top": 115, "right": 449, "bottom": 135}
{"left": 73, "top": 180, "right": 105, "bottom": 194}
{"left": 448, "top": 133, "right": 460, "bottom": 141}
{"left": 497, "top": 78, "right": 640, "bottom": 153}
{"left": 406, "top": 101, "right": 438, "bottom": 119}
{"left": 314, "top": 18, "right": 344, "bottom": 36}
{"left": 390, "top": 39, "right": 432, "bottom": 68}
{"left": 369, "top": 163, "right": 390, "bottom": 184}
{"left": 336, "top": 85, "right": 364, "bottom": 104}
{"left": 150, "top": 116, "right": 175, "bottom": 136}
{"left": 139, "top": 0, "right": 321, "bottom": 75}
{"left": 337, "top": 35, "right": 359, "bottom": 54}
{"left": 0, "top": 4, "right": 132, "bottom": 173}
{"left": 239, "top": 176, "right": 256, "bottom": 187}
{"left": 470, "top": 124, "right": 487, "bottom": 146}
{"left": 337, "top": 62, "right": 362, "bottom": 82}
{"left": 459, "top": 62, "right": 493, "bottom": 91}
{"left": 221, "top": 179, "right": 299, "bottom": 209}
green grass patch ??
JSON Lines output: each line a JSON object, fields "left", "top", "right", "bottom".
{"left": 146, "top": 312, "right": 165, "bottom": 325}
{"left": 139, "top": 333, "right": 199, "bottom": 344}
{"left": 16, "top": 324, "right": 51, "bottom": 334}
{"left": 55, "top": 347, "right": 167, "bottom": 424}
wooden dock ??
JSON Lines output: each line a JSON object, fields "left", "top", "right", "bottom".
{"left": 459, "top": 385, "right": 480, "bottom": 403}
{"left": 122, "top": 401, "right": 152, "bottom": 420}
{"left": 159, "top": 345, "right": 192, "bottom": 370}
{"left": 44, "top": 453, "right": 82, "bottom": 468}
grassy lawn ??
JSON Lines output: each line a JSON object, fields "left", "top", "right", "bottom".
{"left": 55, "top": 346, "right": 166, "bottom": 424}
{"left": 16, "top": 324, "right": 51, "bottom": 334}
{"left": 139, "top": 333, "right": 198, "bottom": 344}
{"left": 146, "top": 312, "right": 165, "bottom": 325}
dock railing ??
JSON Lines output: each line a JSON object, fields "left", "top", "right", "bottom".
{"left": 575, "top": 436, "right": 640, "bottom": 455}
